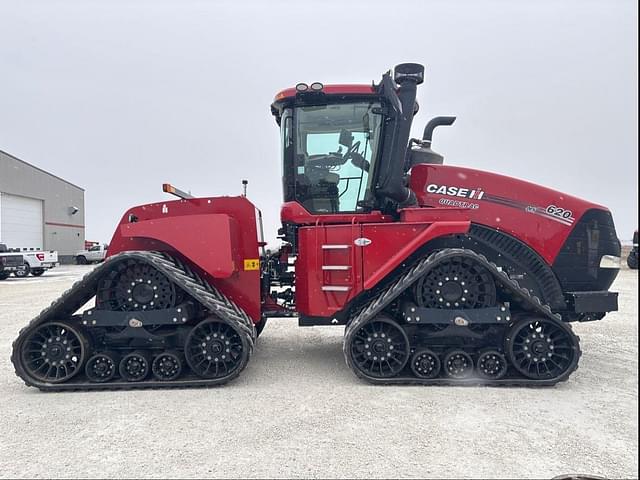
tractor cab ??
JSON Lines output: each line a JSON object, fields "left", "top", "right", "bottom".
{"left": 271, "top": 64, "right": 431, "bottom": 220}
{"left": 271, "top": 63, "right": 458, "bottom": 226}
{"left": 272, "top": 86, "right": 384, "bottom": 215}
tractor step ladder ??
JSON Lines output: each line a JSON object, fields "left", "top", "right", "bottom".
{"left": 320, "top": 244, "right": 353, "bottom": 293}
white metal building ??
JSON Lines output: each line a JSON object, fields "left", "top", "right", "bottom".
{"left": 0, "top": 149, "right": 85, "bottom": 261}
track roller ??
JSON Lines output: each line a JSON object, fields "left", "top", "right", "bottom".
{"left": 152, "top": 351, "right": 183, "bottom": 381}
{"left": 442, "top": 350, "right": 474, "bottom": 379}
{"left": 85, "top": 351, "right": 119, "bottom": 383}
{"left": 476, "top": 350, "right": 508, "bottom": 380}
{"left": 119, "top": 351, "right": 151, "bottom": 382}
{"left": 410, "top": 349, "right": 441, "bottom": 379}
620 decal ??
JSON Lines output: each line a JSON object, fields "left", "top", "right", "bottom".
{"left": 546, "top": 204, "right": 574, "bottom": 221}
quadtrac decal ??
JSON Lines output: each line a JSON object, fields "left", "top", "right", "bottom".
{"left": 426, "top": 184, "right": 482, "bottom": 209}
{"left": 425, "top": 183, "right": 575, "bottom": 226}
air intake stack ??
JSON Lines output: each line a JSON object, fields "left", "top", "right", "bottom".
{"left": 407, "top": 116, "right": 456, "bottom": 168}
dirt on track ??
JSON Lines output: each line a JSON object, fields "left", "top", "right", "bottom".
{"left": 0, "top": 266, "right": 637, "bottom": 479}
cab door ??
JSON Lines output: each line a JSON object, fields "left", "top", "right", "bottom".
{"left": 296, "top": 221, "right": 364, "bottom": 320}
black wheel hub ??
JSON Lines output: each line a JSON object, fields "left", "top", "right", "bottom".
{"left": 97, "top": 260, "right": 177, "bottom": 312}
{"left": 85, "top": 353, "right": 117, "bottom": 383}
{"left": 441, "top": 281, "right": 463, "bottom": 302}
{"left": 410, "top": 349, "right": 441, "bottom": 379}
{"left": 506, "top": 317, "right": 579, "bottom": 380}
{"left": 132, "top": 283, "right": 155, "bottom": 304}
{"left": 185, "top": 319, "right": 245, "bottom": 379}
{"left": 350, "top": 317, "right": 410, "bottom": 378}
{"left": 476, "top": 350, "right": 508, "bottom": 380}
{"left": 413, "top": 256, "right": 497, "bottom": 309}
{"left": 152, "top": 352, "right": 182, "bottom": 381}
{"left": 443, "top": 350, "right": 473, "bottom": 379}
{"left": 119, "top": 352, "right": 149, "bottom": 382}
{"left": 20, "top": 322, "right": 86, "bottom": 383}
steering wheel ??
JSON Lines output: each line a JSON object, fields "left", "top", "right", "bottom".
{"left": 343, "top": 141, "right": 371, "bottom": 172}
{"left": 342, "top": 141, "right": 361, "bottom": 162}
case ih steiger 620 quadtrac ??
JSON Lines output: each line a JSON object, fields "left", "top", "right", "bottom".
{"left": 12, "top": 64, "right": 621, "bottom": 391}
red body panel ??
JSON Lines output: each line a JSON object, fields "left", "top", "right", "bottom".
{"left": 107, "top": 196, "right": 262, "bottom": 322}
{"left": 361, "top": 221, "right": 471, "bottom": 290}
{"left": 294, "top": 213, "right": 469, "bottom": 318}
{"left": 409, "top": 164, "right": 606, "bottom": 264}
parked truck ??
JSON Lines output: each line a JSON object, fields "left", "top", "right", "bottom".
{"left": 13, "top": 249, "right": 59, "bottom": 277}
{"left": 0, "top": 244, "right": 25, "bottom": 280}
{"left": 75, "top": 244, "right": 109, "bottom": 264}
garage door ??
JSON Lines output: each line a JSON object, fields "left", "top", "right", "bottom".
{"left": 0, "top": 193, "right": 43, "bottom": 250}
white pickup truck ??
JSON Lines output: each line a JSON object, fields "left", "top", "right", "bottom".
{"left": 75, "top": 244, "right": 108, "bottom": 264}
{"left": 14, "top": 249, "right": 59, "bottom": 277}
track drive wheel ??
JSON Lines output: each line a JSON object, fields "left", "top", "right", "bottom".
{"left": 184, "top": 318, "right": 249, "bottom": 380}
{"left": 413, "top": 255, "right": 497, "bottom": 309}
{"left": 96, "top": 259, "right": 177, "bottom": 312}
{"left": 348, "top": 315, "right": 410, "bottom": 379}
{"left": 506, "top": 316, "right": 580, "bottom": 381}
{"left": 19, "top": 322, "right": 88, "bottom": 383}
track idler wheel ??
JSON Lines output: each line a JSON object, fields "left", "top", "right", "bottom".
{"left": 410, "top": 349, "right": 441, "bottom": 379}
{"left": 348, "top": 315, "right": 410, "bottom": 379}
{"left": 19, "top": 322, "right": 88, "bottom": 384}
{"left": 119, "top": 351, "right": 151, "bottom": 382}
{"left": 152, "top": 351, "right": 183, "bottom": 381}
{"left": 443, "top": 350, "right": 474, "bottom": 379}
{"left": 184, "top": 317, "right": 249, "bottom": 380}
{"left": 476, "top": 350, "right": 508, "bottom": 380}
{"left": 505, "top": 316, "right": 580, "bottom": 381}
{"left": 85, "top": 351, "right": 119, "bottom": 383}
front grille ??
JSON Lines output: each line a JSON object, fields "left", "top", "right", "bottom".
{"left": 553, "top": 209, "right": 620, "bottom": 291}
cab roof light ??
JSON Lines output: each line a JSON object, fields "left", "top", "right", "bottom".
{"left": 295, "top": 83, "right": 309, "bottom": 92}
{"left": 310, "top": 82, "right": 323, "bottom": 91}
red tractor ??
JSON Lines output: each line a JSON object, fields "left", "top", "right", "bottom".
{"left": 12, "top": 64, "right": 621, "bottom": 390}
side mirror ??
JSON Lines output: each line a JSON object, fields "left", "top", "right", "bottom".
{"left": 338, "top": 129, "right": 353, "bottom": 148}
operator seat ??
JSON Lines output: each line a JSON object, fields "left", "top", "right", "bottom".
{"left": 296, "top": 172, "right": 340, "bottom": 213}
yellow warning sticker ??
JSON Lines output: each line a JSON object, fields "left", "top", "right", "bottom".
{"left": 243, "top": 259, "right": 260, "bottom": 271}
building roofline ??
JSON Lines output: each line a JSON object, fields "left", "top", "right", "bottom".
{"left": 0, "top": 149, "right": 85, "bottom": 191}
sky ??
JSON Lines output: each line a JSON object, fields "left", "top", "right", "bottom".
{"left": 0, "top": 0, "right": 637, "bottom": 245}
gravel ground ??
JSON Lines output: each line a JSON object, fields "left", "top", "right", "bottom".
{"left": 0, "top": 266, "right": 637, "bottom": 479}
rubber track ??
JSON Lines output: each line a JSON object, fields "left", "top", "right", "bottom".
{"left": 11, "top": 251, "right": 256, "bottom": 391}
{"left": 342, "top": 248, "right": 581, "bottom": 386}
